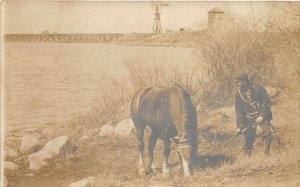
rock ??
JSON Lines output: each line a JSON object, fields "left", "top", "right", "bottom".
{"left": 20, "top": 134, "right": 40, "bottom": 154}
{"left": 28, "top": 135, "right": 68, "bottom": 171}
{"left": 98, "top": 121, "right": 115, "bottom": 137}
{"left": 114, "top": 119, "right": 135, "bottom": 137}
{"left": 67, "top": 177, "right": 95, "bottom": 187}
{"left": 4, "top": 147, "right": 18, "bottom": 160}
{"left": 4, "top": 161, "right": 19, "bottom": 171}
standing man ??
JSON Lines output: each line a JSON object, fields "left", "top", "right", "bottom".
{"left": 234, "top": 73, "right": 260, "bottom": 156}
{"left": 249, "top": 73, "right": 273, "bottom": 155}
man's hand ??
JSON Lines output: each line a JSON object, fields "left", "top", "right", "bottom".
{"left": 236, "top": 128, "right": 241, "bottom": 135}
{"left": 256, "top": 116, "right": 263, "bottom": 124}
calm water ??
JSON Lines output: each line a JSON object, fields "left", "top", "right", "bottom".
{"left": 4, "top": 42, "right": 198, "bottom": 132}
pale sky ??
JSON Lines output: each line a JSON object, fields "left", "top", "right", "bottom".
{"left": 1, "top": 1, "right": 290, "bottom": 34}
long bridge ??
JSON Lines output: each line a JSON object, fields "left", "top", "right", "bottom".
{"left": 4, "top": 33, "right": 125, "bottom": 43}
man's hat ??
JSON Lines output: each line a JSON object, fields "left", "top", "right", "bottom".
{"left": 235, "top": 73, "right": 249, "bottom": 82}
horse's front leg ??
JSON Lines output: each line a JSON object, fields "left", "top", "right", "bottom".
{"left": 146, "top": 131, "right": 158, "bottom": 174}
{"left": 162, "top": 138, "right": 171, "bottom": 178}
{"left": 136, "top": 126, "right": 146, "bottom": 176}
{"left": 177, "top": 142, "right": 192, "bottom": 177}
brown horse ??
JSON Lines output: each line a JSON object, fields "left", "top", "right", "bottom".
{"left": 131, "top": 85, "right": 198, "bottom": 177}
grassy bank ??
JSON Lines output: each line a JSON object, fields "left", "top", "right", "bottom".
{"left": 4, "top": 27, "right": 300, "bottom": 186}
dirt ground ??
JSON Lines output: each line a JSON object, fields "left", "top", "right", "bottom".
{"left": 5, "top": 93, "right": 300, "bottom": 187}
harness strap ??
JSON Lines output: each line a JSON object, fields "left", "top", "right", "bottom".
{"left": 238, "top": 89, "right": 260, "bottom": 119}
{"left": 238, "top": 89, "right": 257, "bottom": 105}
{"left": 172, "top": 136, "right": 191, "bottom": 145}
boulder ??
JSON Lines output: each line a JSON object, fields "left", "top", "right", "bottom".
{"left": 4, "top": 161, "right": 19, "bottom": 171}
{"left": 98, "top": 121, "right": 115, "bottom": 137}
{"left": 67, "top": 177, "right": 95, "bottom": 187}
{"left": 114, "top": 119, "right": 135, "bottom": 137}
{"left": 28, "top": 135, "right": 68, "bottom": 171}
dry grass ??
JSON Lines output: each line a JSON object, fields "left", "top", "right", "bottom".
{"left": 7, "top": 93, "right": 300, "bottom": 186}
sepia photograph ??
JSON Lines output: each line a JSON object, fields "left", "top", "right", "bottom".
{"left": 1, "top": 0, "right": 299, "bottom": 186}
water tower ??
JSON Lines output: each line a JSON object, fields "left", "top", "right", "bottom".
{"left": 207, "top": 7, "right": 225, "bottom": 30}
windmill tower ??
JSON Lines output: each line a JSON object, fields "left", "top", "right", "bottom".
{"left": 151, "top": 1, "right": 168, "bottom": 34}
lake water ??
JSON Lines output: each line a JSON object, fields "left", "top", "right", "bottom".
{"left": 4, "top": 42, "right": 199, "bottom": 132}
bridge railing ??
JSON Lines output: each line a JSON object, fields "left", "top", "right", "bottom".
{"left": 4, "top": 33, "right": 125, "bottom": 43}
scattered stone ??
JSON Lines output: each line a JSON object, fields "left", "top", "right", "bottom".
{"left": 114, "top": 119, "right": 135, "bottom": 137}
{"left": 4, "top": 147, "right": 18, "bottom": 160}
{"left": 28, "top": 135, "right": 68, "bottom": 171}
{"left": 20, "top": 134, "right": 40, "bottom": 154}
{"left": 98, "top": 121, "right": 115, "bottom": 137}
{"left": 67, "top": 177, "right": 95, "bottom": 187}
{"left": 4, "top": 161, "right": 19, "bottom": 171}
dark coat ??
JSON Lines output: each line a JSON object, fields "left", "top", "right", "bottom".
{"left": 235, "top": 87, "right": 259, "bottom": 129}
{"left": 235, "top": 85, "right": 273, "bottom": 129}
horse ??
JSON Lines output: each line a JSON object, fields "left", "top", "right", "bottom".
{"left": 131, "top": 85, "right": 198, "bottom": 177}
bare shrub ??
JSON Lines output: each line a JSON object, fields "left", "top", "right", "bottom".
{"left": 264, "top": 20, "right": 300, "bottom": 92}
{"left": 124, "top": 60, "right": 202, "bottom": 106}
{"left": 194, "top": 29, "right": 275, "bottom": 108}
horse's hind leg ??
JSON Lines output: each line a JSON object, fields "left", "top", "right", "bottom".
{"left": 135, "top": 121, "right": 146, "bottom": 176}
{"left": 147, "top": 130, "right": 158, "bottom": 174}
{"left": 162, "top": 138, "right": 171, "bottom": 178}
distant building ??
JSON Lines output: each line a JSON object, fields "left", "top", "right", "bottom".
{"left": 207, "top": 7, "right": 235, "bottom": 31}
